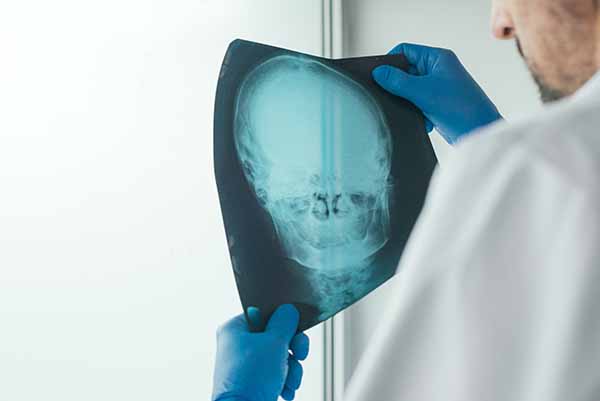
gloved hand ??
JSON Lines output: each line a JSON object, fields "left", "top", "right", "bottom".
{"left": 212, "top": 304, "right": 310, "bottom": 401}
{"left": 372, "top": 43, "right": 502, "bottom": 144}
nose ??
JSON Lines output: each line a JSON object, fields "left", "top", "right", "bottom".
{"left": 491, "top": 4, "right": 515, "bottom": 40}
{"left": 311, "top": 192, "right": 346, "bottom": 220}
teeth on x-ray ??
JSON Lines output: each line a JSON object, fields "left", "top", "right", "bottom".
{"left": 234, "top": 55, "right": 393, "bottom": 272}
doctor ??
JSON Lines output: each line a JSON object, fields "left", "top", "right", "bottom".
{"left": 212, "top": 0, "right": 600, "bottom": 400}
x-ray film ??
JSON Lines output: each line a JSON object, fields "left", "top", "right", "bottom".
{"left": 214, "top": 39, "right": 437, "bottom": 331}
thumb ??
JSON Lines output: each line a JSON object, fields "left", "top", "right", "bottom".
{"left": 246, "top": 306, "right": 264, "bottom": 331}
{"left": 265, "top": 304, "right": 300, "bottom": 342}
{"left": 372, "top": 65, "right": 425, "bottom": 106}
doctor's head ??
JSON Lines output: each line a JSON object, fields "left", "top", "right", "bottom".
{"left": 491, "top": 0, "right": 600, "bottom": 103}
{"left": 233, "top": 55, "right": 393, "bottom": 272}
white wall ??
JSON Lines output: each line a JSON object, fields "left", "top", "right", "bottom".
{"left": 340, "top": 0, "right": 541, "bottom": 386}
{"left": 0, "top": 1, "right": 324, "bottom": 400}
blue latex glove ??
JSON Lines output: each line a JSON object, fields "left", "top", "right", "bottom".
{"left": 212, "top": 304, "right": 310, "bottom": 401}
{"left": 372, "top": 43, "right": 502, "bottom": 144}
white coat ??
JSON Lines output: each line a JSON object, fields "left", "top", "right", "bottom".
{"left": 345, "top": 73, "right": 600, "bottom": 401}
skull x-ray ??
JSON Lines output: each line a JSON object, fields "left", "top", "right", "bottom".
{"left": 214, "top": 40, "right": 437, "bottom": 331}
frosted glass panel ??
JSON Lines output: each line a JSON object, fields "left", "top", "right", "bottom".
{"left": 0, "top": 1, "right": 323, "bottom": 400}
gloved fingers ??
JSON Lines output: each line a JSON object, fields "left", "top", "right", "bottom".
{"left": 217, "top": 314, "right": 250, "bottom": 337}
{"left": 285, "top": 356, "right": 303, "bottom": 390}
{"left": 265, "top": 304, "right": 300, "bottom": 342}
{"left": 408, "top": 65, "right": 419, "bottom": 75}
{"left": 289, "top": 332, "right": 309, "bottom": 361}
{"left": 387, "top": 42, "right": 447, "bottom": 76}
{"left": 372, "top": 65, "right": 409, "bottom": 94}
{"left": 280, "top": 386, "right": 296, "bottom": 401}
{"left": 372, "top": 65, "right": 427, "bottom": 106}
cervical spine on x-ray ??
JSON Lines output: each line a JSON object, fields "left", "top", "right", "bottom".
{"left": 234, "top": 55, "right": 393, "bottom": 272}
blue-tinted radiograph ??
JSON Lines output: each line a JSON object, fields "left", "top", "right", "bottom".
{"left": 234, "top": 55, "right": 393, "bottom": 273}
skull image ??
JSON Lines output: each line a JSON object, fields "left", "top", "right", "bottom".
{"left": 234, "top": 55, "right": 392, "bottom": 271}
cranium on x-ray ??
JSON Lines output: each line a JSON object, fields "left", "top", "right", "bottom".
{"left": 234, "top": 55, "right": 393, "bottom": 272}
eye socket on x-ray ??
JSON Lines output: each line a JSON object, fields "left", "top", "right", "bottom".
{"left": 233, "top": 54, "right": 393, "bottom": 272}
{"left": 279, "top": 196, "right": 311, "bottom": 216}
{"left": 350, "top": 193, "right": 377, "bottom": 209}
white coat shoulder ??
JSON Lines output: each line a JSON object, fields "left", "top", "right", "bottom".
{"left": 453, "top": 94, "right": 600, "bottom": 199}
{"left": 344, "top": 91, "right": 600, "bottom": 401}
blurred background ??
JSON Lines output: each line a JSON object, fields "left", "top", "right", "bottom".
{"left": 0, "top": 1, "right": 538, "bottom": 400}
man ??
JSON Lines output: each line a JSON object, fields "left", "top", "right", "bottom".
{"left": 212, "top": 0, "right": 600, "bottom": 400}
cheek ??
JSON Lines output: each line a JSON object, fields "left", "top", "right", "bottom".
{"left": 518, "top": 1, "right": 597, "bottom": 80}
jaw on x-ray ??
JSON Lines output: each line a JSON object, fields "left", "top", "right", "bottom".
{"left": 215, "top": 40, "right": 437, "bottom": 331}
